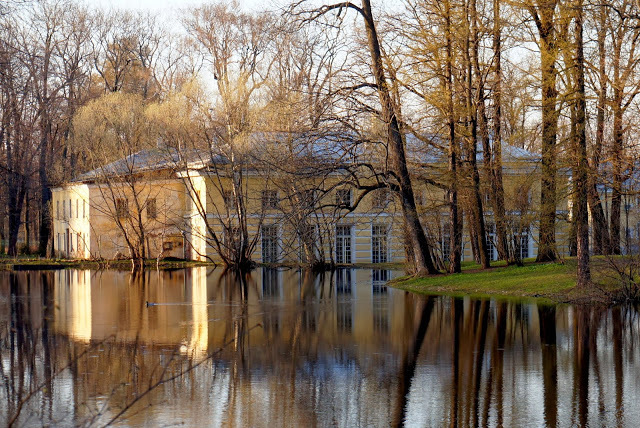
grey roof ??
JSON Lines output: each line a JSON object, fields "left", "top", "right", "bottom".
{"left": 71, "top": 134, "right": 542, "bottom": 183}
{"left": 73, "top": 146, "right": 211, "bottom": 182}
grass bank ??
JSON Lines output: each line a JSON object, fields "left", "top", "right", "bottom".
{"left": 392, "top": 258, "right": 628, "bottom": 305}
{"left": 0, "top": 255, "right": 215, "bottom": 271}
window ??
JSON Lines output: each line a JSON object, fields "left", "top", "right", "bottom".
{"left": 69, "top": 199, "right": 73, "bottom": 219}
{"left": 261, "top": 190, "right": 278, "bottom": 210}
{"left": 147, "top": 198, "right": 157, "bottom": 220}
{"left": 300, "top": 189, "right": 315, "bottom": 208}
{"left": 372, "top": 224, "right": 389, "bottom": 263}
{"left": 336, "top": 188, "right": 351, "bottom": 207}
{"left": 441, "top": 222, "right": 451, "bottom": 262}
{"left": 485, "top": 222, "right": 497, "bottom": 261}
{"left": 514, "top": 232, "right": 529, "bottom": 259}
{"left": 76, "top": 199, "right": 79, "bottom": 218}
{"left": 77, "top": 233, "right": 82, "bottom": 254}
{"left": 371, "top": 188, "right": 389, "bottom": 209}
{"left": 83, "top": 200, "right": 86, "bottom": 218}
{"left": 63, "top": 200, "right": 66, "bottom": 219}
{"left": 335, "top": 225, "right": 352, "bottom": 264}
{"left": 56, "top": 201, "right": 60, "bottom": 220}
{"left": 261, "top": 224, "right": 279, "bottom": 263}
{"left": 115, "top": 198, "right": 128, "bottom": 219}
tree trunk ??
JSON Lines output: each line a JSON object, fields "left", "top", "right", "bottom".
{"left": 468, "top": 0, "right": 489, "bottom": 269}
{"left": 480, "top": 0, "right": 509, "bottom": 263}
{"left": 573, "top": 1, "right": 590, "bottom": 287}
{"left": 8, "top": 177, "right": 26, "bottom": 257}
{"left": 361, "top": 0, "right": 437, "bottom": 275}
{"left": 531, "top": 2, "right": 560, "bottom": 262}
{"left": 589, "top": 2, "right": 611, "bottom": 256}
{"left": 610, "top": 104, "right": 623, "bottom": 255}
{"left": 445, "top": 0, "right": 461, "bottom": 273}
{"left": 39, "top": 117, "right": 53, "bottom": 257}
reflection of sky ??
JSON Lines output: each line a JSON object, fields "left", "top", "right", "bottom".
{"left": 6, "top": 269, "right": 640, "bottom": 427}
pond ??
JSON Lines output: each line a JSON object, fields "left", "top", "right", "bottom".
{"left": 1, "top": 268, "right": 640, "bottom": 427}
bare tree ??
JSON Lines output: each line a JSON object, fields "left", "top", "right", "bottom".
{"left": 291, "top": 0, "right": 438, "bottom": 275}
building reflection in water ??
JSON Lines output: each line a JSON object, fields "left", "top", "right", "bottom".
{"left": 184, "top": 266, "right": 208, "bottom": 357}
{"left": 2, "top": 269, "right": 640, "bottom": 427}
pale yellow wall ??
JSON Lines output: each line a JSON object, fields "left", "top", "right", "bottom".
{"left": 200, "top": 174, "right": 405, "bottom": 264}
{"left": 52, "top": 184, "right": 91, "bottom": 259}
{"left": 53, "top": 179, "right": 189, "bottom": 260}
{"left": 53, "top": 158, "right": 579, "bottom": 263}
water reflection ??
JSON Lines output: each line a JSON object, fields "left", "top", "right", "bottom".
{"left": 2, "top": 269, "right": 640, "bottom": 427}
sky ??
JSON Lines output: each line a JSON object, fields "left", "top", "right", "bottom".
{"left": 89, "top": 0, "right": 280, "bottom": 13}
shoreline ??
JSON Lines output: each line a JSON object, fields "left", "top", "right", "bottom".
{"left": 391, "top": 258, "right": 633, "bottom": 306}
{"left": 2, "top": 256, "right": 633, "bottom": 306}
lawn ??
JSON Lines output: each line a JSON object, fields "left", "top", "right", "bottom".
{"left": 392, "top": 258, "right": 625, "bottom": 304}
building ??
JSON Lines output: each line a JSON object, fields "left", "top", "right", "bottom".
{"left": 52, "top": 141, "right": 578, "bottom": 264}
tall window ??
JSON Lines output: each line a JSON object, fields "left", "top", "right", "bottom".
{"left": 76, "top": 199, "right": 79, "bottom": 218}
{"left": 261, "top": 224, "right": 279, "bottom": 263}
{"left": 147, "top": 198, "right": 157, "bottom": 219}
{"left": 371, "top": 188, "right": 389, "bottom": 209}
{"left": 335, "top": 225, "right": 352, "bottom": 264}
{"left": 485, "top": 222, "right": 496, "bottom": 261}
{"left": 336, "top": 188, "right": 351, "bottom": 207}
{"left": 115, "top": 198, "right": 128, "bottom": 219}
{"left": 441, "top": 222, "right": 451, "bottom": 262}
{"left": 300, "top": 189, "right": 315, "bottom": 209}
{"left": 514, "top": 232, "right": 529, "bottom": 259}
{"left": 56, "top": 201, "right": 60, "bottom": 220}
{"left": 83, "top": 200, "right": 86, "bottom": 218}
{"left": 261, "top": 190, "right": 278, "bottom": 210}
{"left": 372, "top": 224, "right": 389, "bottom": 263}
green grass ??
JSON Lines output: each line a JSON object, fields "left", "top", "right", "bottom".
{"left": 0, "top": 255, "right": 216, "bottom": 271}
{"left": 392, "top": 260, "right": 579, "bottom": 303}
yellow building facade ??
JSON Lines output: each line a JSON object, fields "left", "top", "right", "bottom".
{"left": 51, "top": 144, "right": 581, "bottom": 264}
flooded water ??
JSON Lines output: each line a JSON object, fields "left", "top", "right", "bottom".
{"left": 1, "top": 268, "right": 640, "bottom": 427}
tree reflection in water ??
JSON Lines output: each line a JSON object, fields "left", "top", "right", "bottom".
{"left": 2, "top": 268, "right": 640, "bottom": 427}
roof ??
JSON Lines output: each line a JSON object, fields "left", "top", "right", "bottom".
{"left": 73, "top": 146, "right": 212, "bottom": 182}
{"left": 70, "top": 134, "right": 543, "bottom": 183}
